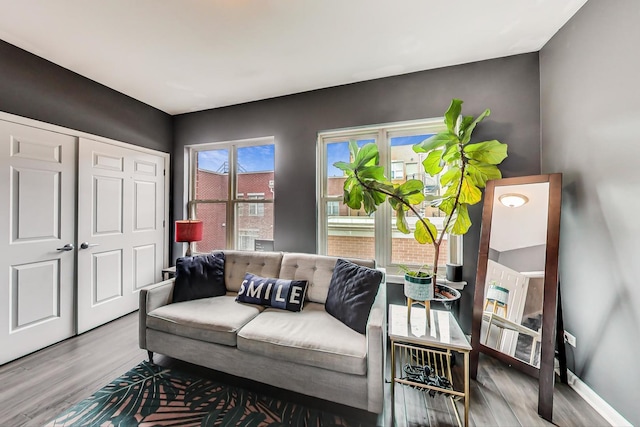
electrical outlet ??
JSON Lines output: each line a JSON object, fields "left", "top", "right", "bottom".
{"left": 563, "top": 331, "right": 577, "bottom": 347}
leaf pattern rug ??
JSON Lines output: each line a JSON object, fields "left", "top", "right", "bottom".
{"left": 45, "top": 361, "right": 369, "bottom": 426}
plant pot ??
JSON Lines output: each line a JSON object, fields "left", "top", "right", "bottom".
{"left": 404, "top": 273, "right": 434, "bottom": 301}
{"left": 433, "top": 283, "right": 461, "bottom": 310}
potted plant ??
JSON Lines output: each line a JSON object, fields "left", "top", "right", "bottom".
{"left": 334, "top": 99, "right": 508, "bottom": 312}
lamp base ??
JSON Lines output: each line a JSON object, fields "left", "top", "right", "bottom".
{"left": 185, "top": 242, "right": 193, "bottom": 257}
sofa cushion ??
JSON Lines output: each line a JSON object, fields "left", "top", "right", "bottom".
{"left": 172, "top": 252, "right": 226, "bottom": 303}
{"left": 237, "top": 273, "right": 308, "bottom": 312}
{"left": 237, "top": 303, "right": 367, "bottom": 375}
{"left": 325, "top": 259, "right": 383, "bottom": 334}
{"left": 279, "top": 253, "right": 376, "bottom": 304}
{"left": 222, "top": 250, "right": 284, "bottom": 292}
{"left": 147, "top": 294, "right": 264, "bottom": 347}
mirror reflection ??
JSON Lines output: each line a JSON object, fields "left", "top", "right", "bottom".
{"left": 480, "top": 182, "right": 549, "bottom": 367}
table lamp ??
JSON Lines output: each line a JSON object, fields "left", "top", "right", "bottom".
{"left": 175, "top": 219, "right": 203, "bottom": 257}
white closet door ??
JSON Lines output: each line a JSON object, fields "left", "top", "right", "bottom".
{"left": 0, "top": 121, "right": 77, "bottom": 365}
{"left": 77, "top": 138, "right": 165, "bottom": 333}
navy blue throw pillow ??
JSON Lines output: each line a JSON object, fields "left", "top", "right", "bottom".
{"left": 172, "top": 252, "right": 226, "bottom": 303}
{"left": 325, "top": 259, "right": 383, "bottom": 334}
{"left": 237, "top": 273, "right": 308, "bottom": 312}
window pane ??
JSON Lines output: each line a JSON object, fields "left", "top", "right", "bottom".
{"left": 390, "top": 133, "right": 449, "bottom": 266}
{"left": 235, "top": 202, "right": 273, "bottom": 250}
{"left": 193, "top": 202, "right": 227, "bottom": 253}
{"left": 237, "top": 145, "right": 274, "bottom": 201}
{"left": 325, "top": 139, "right": 374, "bottom": 197}
{"left": 196, "top": 149, "right": 229, "bottom": 200}
{"left": 326, "top": 203, "right": 375, "bottom": 260}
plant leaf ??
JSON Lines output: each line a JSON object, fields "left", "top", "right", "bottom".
{"left": 396, "top": 179, "right": 425, "bottom": 205}
{"left": 415, "top": 218, "right": 437, "bottom": 244}
{"left": 356, "top": 165, "right": 386, "bottom": 182}
{"left": 413, "top": 133, "right": 455, "bottom": 153}
{"left": 464, "top": 140, "right": 508, "bottom": 165}
{"left": 395, "top": 208, "right": 410, "bottom": 234}
{"left": 444, "top": 98, "right": 463, "bottom": 133}
{"left": 354, "top": 142, "right": 379, "bottom": 168}
{"left": 343, "top": 185, "right": 363, "bottom": 210}
{"left": 466, "top": 162, "right": 502, "bottom": 188}
{"left": 460, "top": 109, "right": 490, "bottom": 144}
{"left": 422, "top": 149, "right": 444, "bottom": 175}
{"left": 440, "top": 166, "right": 461, "bottom": 187}
{"left": 449, "top": 203, "right": 472, "bottom": 235}
{"left": 333, "top": 161, "right": 353, "bottom": 173}
{"left": 434, "top": 196, "right": 457, "bottom": 215}
{"left": 362, "top": 191, "right": 377, "bottom": 215}
{"left": 457, "top": 176, "right": 482, "bottom": 205}
{"left": 442, "top": 143, "right": 461, "bottom": 162}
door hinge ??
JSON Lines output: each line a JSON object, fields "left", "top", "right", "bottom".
{"left": 163, "top": 169, "right": 166, "bottom": 176}
{"left": 163, "top": 220, "right": 166, "bottom": 228}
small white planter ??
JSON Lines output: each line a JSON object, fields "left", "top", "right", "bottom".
{"left": 403, "top": 273, "right": 434, "bottom": 301}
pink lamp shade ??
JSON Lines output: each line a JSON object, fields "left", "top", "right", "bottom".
{"left": 175, "top": 220, "right": 203, "bottom": 243}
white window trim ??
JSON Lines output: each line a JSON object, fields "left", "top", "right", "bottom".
{"left": 317, "top": 117, "right": 463, "bottom": 275}
{"left": 186, "top": 136, "right": 274, "bottom": 250}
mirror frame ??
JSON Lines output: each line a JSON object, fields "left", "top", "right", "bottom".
{"left": 470, "top": 173, "right": 562, "bottom": 422}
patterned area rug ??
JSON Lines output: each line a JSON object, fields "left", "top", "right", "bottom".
{"left": 46, "top": 361, "right": 368, "bottom": 426}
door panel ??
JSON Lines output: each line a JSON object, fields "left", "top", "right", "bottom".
{"left": 77, "top": 138, "right": 165, "bottom": 333}
{"left": 0, "top": 121, "right": 76, "bottom": 365}
{"left": 485, "top": 259, "right": 530, "bottom": 355}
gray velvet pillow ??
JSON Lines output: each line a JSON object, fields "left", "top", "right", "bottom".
{"left": 325, "top": 258, "right": 383, "bottom": 334}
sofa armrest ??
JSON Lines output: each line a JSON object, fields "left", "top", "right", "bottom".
{"left": 366, "top": 271, "right": 386, "bottom": 413}
{"left": 139, "top": 279, "right": 175, "bottom": 349}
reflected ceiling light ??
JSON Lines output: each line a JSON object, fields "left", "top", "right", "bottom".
{"left": 499, "top": 193, "right": 529, "bottom": 208}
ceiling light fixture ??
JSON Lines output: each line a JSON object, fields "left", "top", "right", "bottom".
{"left": 498, "top": 193, "right": 529, "bottom": 208}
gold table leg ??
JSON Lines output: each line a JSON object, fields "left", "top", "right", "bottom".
{"left": 464, "top": 351, "right": 470, "bottom": 427}
{"left": 391, "top": 340, "right": 396, "bottom": 423}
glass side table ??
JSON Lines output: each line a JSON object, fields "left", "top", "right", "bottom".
{"left": 389, "top": 304, "right": 472, "bottom": 427}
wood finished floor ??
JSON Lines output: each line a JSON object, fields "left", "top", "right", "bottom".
{"left": 0, "top": 312, "right": 608, "bottom": 427}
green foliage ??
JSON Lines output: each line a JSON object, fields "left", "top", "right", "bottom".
{"left": 334, "top": 98, "right": 508, "bottom": 277}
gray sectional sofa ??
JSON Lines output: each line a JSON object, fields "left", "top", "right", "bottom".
{"left": 139, "top": 250, "right": 386, "bottom": 414}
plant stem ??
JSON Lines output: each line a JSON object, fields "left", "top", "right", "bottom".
{"left": 354, "top": 170, "right": 439, "bottom": 274}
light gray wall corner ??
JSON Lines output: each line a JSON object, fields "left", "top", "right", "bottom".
{"left": 540, "top": 0, "right": 640, "bottom": 424}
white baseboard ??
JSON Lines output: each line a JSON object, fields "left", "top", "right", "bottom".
{"left": 563, "top": 369, "right": 632, "bottom": 426}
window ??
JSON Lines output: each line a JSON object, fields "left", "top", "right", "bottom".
{"left": 406, "top": 162, "right": 419, "bottom": 179}
{"left": 391, "top": 161, "right": 404, "bottom": 180}
{"left": 188, "top": 137, "right": 274, "bottom": 252}
{"left": 318, "top": 118, "right": 462, "bottom": 276}
{"left": 327, "top": 201, "right": 340, "bottom": 216}
{"left": 247, "top": 193, "right": 265, "bottom": 216}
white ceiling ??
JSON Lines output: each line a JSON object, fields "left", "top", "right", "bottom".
{"left": 490, "top": 182, "right": 550, "bottom": 252}
{"left": 0, "top": 0, "right": 587, "bottom": 115}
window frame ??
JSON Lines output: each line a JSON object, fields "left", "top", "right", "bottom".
{"left": 187, "top": 136, "right": 274, "bottom": 251}
{"left": 317, "top": 118, "right": 462, "bottom": 276}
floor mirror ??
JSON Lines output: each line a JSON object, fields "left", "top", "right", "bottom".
{"left": 470, "top": 174, "right": 563, "bottom": 422}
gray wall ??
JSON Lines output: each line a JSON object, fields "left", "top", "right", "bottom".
{"left": 498, "top": 244, "right": 546, "bottom": 273}
{"left": 173, "top": 53, "right": 542, "bottom": 332}
{"left": 540, "top": 1, "right": 639, "bottom": 424}
{"left": 0, "top": 40, "right": 172, "bottom": 152}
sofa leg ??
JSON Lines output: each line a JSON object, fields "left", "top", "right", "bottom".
{"left": 147, "top": 350, "right": 154, "bottom": 364}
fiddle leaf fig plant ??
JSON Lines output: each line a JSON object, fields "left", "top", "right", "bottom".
{"left": 334, "top": 98, "right": 508, "bottom": 281}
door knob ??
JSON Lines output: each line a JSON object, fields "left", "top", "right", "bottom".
{"left": 56, "top": 243, "right": 74, "bottom": 251}
{"left": 80, "top": 242, "right": 99, "bottom": 250}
